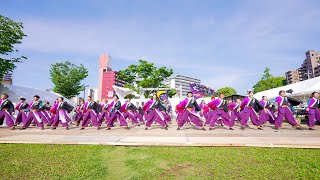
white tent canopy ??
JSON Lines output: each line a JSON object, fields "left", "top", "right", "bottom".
{"left": 0, "top": 84, "right": 74, "bottom": 105}
{"left": 254, "top": 76, "right": 320, "bottom": 101}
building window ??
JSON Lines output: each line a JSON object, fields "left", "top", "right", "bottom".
{"left": 312, "top": 54, "right": 314, "bottom": 56}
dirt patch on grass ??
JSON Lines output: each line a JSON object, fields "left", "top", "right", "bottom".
{"left": 160, "top": 163, "right": 193, "bottom": 178}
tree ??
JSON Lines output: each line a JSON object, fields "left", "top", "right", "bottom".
{"left": 217, "top": 87, "right": 237, "bottom": 96}
{"left": 50, "top": 61, "right": 88, "bottom": 99}
{"left": 253, "top": 77, "right": 286, "bottom": 93}
{"left": 167, "top": 89, "right": 177, "bottom": 98}
{"left": 0, "top": 15, "right": 27, "bottom": 79}
{"left": 262, "top": 67, "right": 272, "bottom": 80}
{"left": 253, "top": 67, "right": 287, "bottom": 93}
{"left": 124, "top": 94, "right": 136, "bottom": 99}
{"left": 118, "top": 60, "right": 173, "bottom": 97}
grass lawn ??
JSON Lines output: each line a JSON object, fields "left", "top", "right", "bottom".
{"left": 0, "top": 144, "right": 320, "bottom": 180}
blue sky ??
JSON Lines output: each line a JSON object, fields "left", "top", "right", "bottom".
{"left": 1, "top": 0, "right": 320, "bottom": 94}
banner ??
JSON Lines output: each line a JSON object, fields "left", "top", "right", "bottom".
{"left": 189, "top": 83, "right": 215, "bottom": 99}
{"left": 157, "top": 90, "right": 169, "bottom": 105}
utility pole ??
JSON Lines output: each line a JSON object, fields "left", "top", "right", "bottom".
{"left": 305, "top": 68, "right": 312, "bottom": 79}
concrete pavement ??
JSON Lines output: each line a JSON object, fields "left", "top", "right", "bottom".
{"left": 0, "top": 122, "right": 320, "bottom": 148}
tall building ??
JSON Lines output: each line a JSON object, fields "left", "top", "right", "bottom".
{"left": 285, "top": 50, "right": 320, "bottom": 84}
{"left": 165, "top": 74, "right": 201, "bottom": 96}
{"left": 1, "top": 72, "right": 13, "bottom": 85}
{"left": 314, "top": 65, "right": 320, "bottom": 77}
{"left": 98, "top": 54, "right": 127, "bottom": 101}
{"left": 85, "top": 88, "right": 98, "bottom": 101}
{"left": 285, "top": 70, "right": 301, "bottom": 84}
{"left": 301, "top": 50, "right": 319, "bottom": 79}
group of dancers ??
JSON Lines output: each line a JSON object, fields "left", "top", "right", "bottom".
{"left": 0, "top": 89, "right": 319, "bottom": 131}
{"left": 176, "top": 90, "right": 320, "bottom": 131}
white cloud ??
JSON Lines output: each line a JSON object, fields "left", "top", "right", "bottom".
{"left": 15, "top": 0, "right": 320, "bottom": 92}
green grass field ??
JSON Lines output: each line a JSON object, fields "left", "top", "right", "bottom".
{"left": 0, "top": 144, "right": 319, "bottom": 180}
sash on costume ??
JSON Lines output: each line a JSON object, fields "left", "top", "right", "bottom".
{"left": 58, "top": 110, "right": 67, "bottom": 123}
{"left": 4, "top": 110, "right": 15, "bottom": 123}
{"left": 155, "top": 109, "right": 165, "bottom": 120}
{"left": 216, "top": 99, "right": 224, "bottom": 108}
{"left": 188, "top": 110, "right": 201, "bottom": 118}
{"left": 246, "top": 98, "right": 252, "bottom": 107}
{"left": 310, "top": 98, "right": 318, "bottom": 108}
{"left": 33, "top": 112, "right": 42, "bottom": 123}
{"left": 266, "top": 109, "right": 275, "bottom": 120}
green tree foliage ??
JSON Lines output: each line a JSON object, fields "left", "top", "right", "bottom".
{"left": 167, "top": 89, "right": 177, "bottom": 98}
{"left": 262, "top": 67, "right": 272, "bottom": 80}
{"left": 253, "top": 77, "right": 287, "bottom": 93}
{"left": 253, "top": 67, "right": 287, "bottom": 93}
{"left": 50, "top": 61, "right": 88, "bottom": 99}
{"left": 118, "top": 60, "right": 173, "bottom": 97}
{"left": 124, "top": 94, "right": 135, "bottom": 99}
{"left": 0, "top": 15, "right": 27, "bottom": 79}
{"left": 217, "top": 87, "right": 237, "bottom": 96}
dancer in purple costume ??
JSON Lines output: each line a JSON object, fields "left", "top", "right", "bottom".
{"left": 259, "top": 96, "right": 276, "bottom": 125}
{"left": 14, "top": 97, "right": 28, "bottom": 126}
{"left": 306, "top": 92, "right": 320, "bottom": 130}
{"left": 239, "top": 91, "right": 264, "bottom": 130}
{"left": 0, "top": 94, "right": 15, "bottom": 130}
{"left": 143, "top": 94, "right": 168, "bottom": 130}
{"left": 274, "top": 90, "right": 302, "bottom": 130}
{"left": 176, "top": 92, "right": 205, "bottom": 130}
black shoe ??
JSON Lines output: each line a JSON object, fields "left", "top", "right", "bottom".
{"left": 106, "top": 127, "right": 111, "bottom": 130}
{"left": 309, "top": 127, "right": 315, "bottom": 130}
{"left": 177, "top": 127, "right": 181, "bottom": 130}
{"left": 51, "top": 127, "right": 56, "bottom": 130}
{"left": 209, "top": 127, "right": 214, "bottom": 130}
{"left": 274, "top": 127, "right": 279, "bottom": 130}
{"left": 201, "top": 127, "right": 206, "bottom": 131}
{"left": 137, "top": 124, "right": 140, "bottom": 127}
{"left": 165, "top": 127, "right": 168, "bottom": 130}
{"left": 80, "top": 127, "right": 85, "bottom": 130}
{"left": 20, "top": 127, "right": 26, "bottom": 130}
{"left": 229, "top": 127, "right": 234, "bottom": 130}
{"left": 145, "top": 127, "right": 148, "bottom": 130}
{"left": 258, "top": 127, "right": 263, "bottom": 130}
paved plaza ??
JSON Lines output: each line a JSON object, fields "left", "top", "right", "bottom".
{"left": 1, "top": 121, "right": 320, "bottom": 148}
